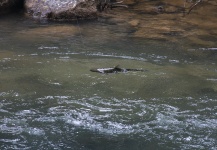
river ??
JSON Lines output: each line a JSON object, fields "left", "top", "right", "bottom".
{"left": 0, "top": 4, "right": 217, "bottom": 149}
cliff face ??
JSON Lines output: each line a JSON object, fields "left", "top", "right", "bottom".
{"left": 24, "top": 0, "right": 97, "bottom": 20}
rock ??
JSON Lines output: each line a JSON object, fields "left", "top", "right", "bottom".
{"left": 24, "top": 0, "right": 97, "bottom": 20}
{"left": 0, "top": 0, "right": 24, "bottom": 15}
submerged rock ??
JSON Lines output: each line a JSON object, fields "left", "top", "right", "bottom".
{"left": 24, "top": 0, "right": 97, "bottom": 20}
{"left": 13, "top": 24, "right": 79, "bottom": 42}
{"left": 90, "top": 65, "right": 145, "bottom": 74}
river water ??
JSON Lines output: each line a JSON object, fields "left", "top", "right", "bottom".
{"left": 0, "top": 4, "right": 217, "bottom": 150}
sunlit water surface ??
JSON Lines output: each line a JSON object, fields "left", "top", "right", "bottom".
{"left": 0, "top": 13, "right": 217, "bottom": 150}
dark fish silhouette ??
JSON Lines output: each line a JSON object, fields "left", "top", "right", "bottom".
{"left": 90, "top": 65, "right": 146, "bottom": 74}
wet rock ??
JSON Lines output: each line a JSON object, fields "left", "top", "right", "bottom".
{"left": 104, "top": 0, "right": 216, "bottom": 47}
{"left": 0, "top": 0, "right": 24, "bottom": 15}
{"left": 129, "top": 0, "right": 185, "bottom": 15}
{"left": 24, "top": 0, "right": 97, "bottom": 20}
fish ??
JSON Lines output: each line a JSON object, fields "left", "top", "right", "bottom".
{"left": 90, "top": 65, "right": 146, "bottom": 74}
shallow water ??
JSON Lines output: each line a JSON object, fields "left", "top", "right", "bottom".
{"left": 0, "top": 8, "right": 217, "bottom": 150}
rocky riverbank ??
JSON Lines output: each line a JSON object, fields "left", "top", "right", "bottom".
{"left": 1, "top": 0, "right": 216, "bottom": 47}
{"left": 1, "top": 0, "right": 216, "bottom": 21}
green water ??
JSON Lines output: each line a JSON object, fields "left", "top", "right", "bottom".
{"left": 0, "top": 12, "right": 217, "bottom": 150}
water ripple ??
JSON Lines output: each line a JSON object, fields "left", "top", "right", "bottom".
{"left": 0, "top": 95, "right": 216, "bottom": 149}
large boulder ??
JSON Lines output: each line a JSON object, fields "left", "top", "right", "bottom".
{"left": 0, "top": 0, "right": 24, "bottom": 15}
{"left": 24, "top": 0, "right": 97, "bottom": 20}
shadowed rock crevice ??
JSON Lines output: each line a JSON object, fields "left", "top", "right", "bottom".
{"left": 0, "top": 0, "right": 25, "bottom": 15}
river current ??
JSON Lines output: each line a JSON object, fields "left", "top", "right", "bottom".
{"left": 0, "top": 9, "right": 217, "bottom": 150}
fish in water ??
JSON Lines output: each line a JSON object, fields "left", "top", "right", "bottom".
{"left": 90, "top": 65, "right": 146, "bottom": 74}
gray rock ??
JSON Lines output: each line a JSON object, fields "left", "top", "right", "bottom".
{"left": 24, "top": 0, "right": 97, "bottom": 20}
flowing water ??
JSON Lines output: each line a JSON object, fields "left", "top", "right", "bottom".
{"left": 0, "top": 6, "right": 217, "bottom": 150}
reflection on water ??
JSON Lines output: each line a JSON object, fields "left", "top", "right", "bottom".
{"left": 0, "top": 9, "right": 217, "bottom": 150}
